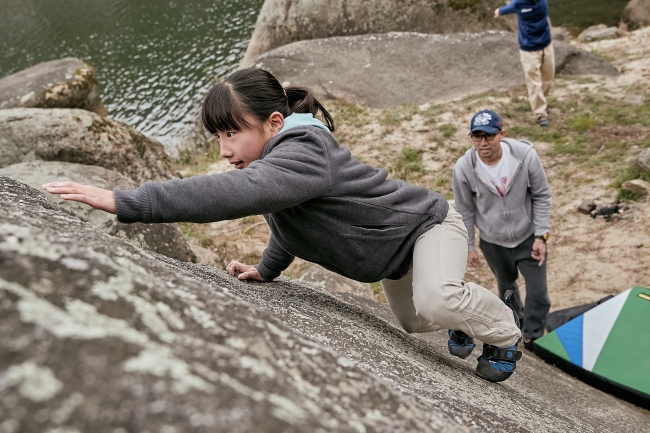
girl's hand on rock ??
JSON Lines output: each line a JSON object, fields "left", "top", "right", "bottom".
{"left": 42, "top": 181, "right": 117, "bottom": 214}
{"left": 494, "top": 8, "right": 500, "bottom": 18}
{"left": 226, "top": 260, "right": 265, "bottom": 281}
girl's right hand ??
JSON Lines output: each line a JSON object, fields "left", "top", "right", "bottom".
{"left": 42, "top": 182, "right": 116, "bottom": 214}
{"left": 226, "top": 260, "right": 265, "bottom": 281}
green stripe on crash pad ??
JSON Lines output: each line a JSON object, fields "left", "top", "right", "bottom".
{"left": 592, "top": 286, "right": 650, "bottom": 394}
{"left": 535, "top": 330, "right": 571, "bottom": 362}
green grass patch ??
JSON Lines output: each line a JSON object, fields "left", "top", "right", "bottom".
{"left": 391, "top": 147, "right": 425, "bottom": 181}
{"left": 566, "top": 113, "right": 596, "bottom": 133}
{"left": 380, "top": 103, "right": 419, "bottom": 128}
{"left": 439, "top": 124, "right": 457, "bottom": 138}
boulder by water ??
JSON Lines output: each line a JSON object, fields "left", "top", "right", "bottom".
{"left": 577, "top": 24, "right": 619, "bottom": 42}
{"left": 0, "top": 58, "right": 107, "bottom": 116}
{"left": 254, "top": 31, "right": 619, "bottom": 109}
{"left": 1, "top": 176, "right": 648, "bottom": 432}
{"left": 0, "top": 108, "right": 179, "bottom": 183}
{"left": 240, "top": 0, "right": 516, "bottom": 67}
{"left": 621, "top": 0, "right": 650, "bottom": 30}
{"left": 0, "top": 161, "right": 195, "bottom": 263}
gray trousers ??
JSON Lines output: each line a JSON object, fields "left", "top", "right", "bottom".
{"left": 381, "top": 207, "right": 521, "bottom": 348}
{"left": 479, "top": 234, "right": 551, "bottom": 340}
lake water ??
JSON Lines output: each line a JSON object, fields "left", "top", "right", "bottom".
{"left": 0, "top": 0, "right": 628, "bottom": 153}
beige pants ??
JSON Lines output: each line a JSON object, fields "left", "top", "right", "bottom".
{"left": 520, "top": 43, "right": 555, "bottom": 116}
{"left": 381, "top": 207, "right": 521, "bottom": 348}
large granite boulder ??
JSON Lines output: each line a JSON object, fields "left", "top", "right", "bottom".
{"left": 1, "top": 176, "right": 648, "bottom": 432}
{"left": 0, "top": 108, "right": 178, "bottom": 183}
{"left": 254, "top": 31, "right": 619, "bottom": 109}
{"left": 621, "top": 0, "right": 650, "bottom": 30}
{"left": 241, "top": 0, "right": 516, "bottom": 67}
{"left": 0, "top": 58, "right": 107, "bottom": 116}
{"left": 0, "top": 161, "right": 195, "bottom": 262}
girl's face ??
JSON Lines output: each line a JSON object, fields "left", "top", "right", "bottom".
{"left": 216, "top": 112, "right": 284, "bottom": 169}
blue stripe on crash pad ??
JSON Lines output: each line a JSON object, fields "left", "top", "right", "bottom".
{"left": 555, "top": 315, "right": 584, "bottom": 367}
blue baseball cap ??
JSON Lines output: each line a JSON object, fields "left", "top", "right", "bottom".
{"left": 470, "top": 110, "right": 503, "bottom": 134}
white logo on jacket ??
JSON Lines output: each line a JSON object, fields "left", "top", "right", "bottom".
{"left": 521, "top": 8, "right": 532, "bottom": 12}
{"left": 473, "top": 112, "right": 492, "bottom": 126}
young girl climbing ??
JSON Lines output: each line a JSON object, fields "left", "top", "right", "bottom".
{"left": 42, "top": 68, "right": 522, "bottom": 382}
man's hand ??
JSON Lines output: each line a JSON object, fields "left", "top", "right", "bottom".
{"left": 494, "top": 8, "right": 501, "bottom": 18}
{"left": 531, "top": 239, "right": 547, "bottom": 266}
{"left": 226, "top": 260, "right": 266, "bottom": 281}
{"left": 42, "top": 182, "right": 116, "bottom": 214}
{"left": 468, "top": 250, "right": 483, "bottom": 267}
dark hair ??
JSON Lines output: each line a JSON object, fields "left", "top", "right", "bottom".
{"left": 202, "top": 68, "right": 335, "bottom": 134}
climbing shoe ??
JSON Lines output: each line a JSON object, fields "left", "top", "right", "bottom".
{"left": 448, "top": 330, "right": 475, "bottom": 359}
{"left": 474, "top": 289, "right": 523, "bottom": 383}
{"left": 475, "top": 344, "right": 522, "bottom": 383}
{"left": 537, "top": 114, "right": 549, "bottom": 127}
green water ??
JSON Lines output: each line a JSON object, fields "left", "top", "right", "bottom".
{"left": 548, "top": 0, "right": 629, "bottom": 29}
{"left": 0, "top": 0, "right": 628, "bottom": 151}
{"left": 0, "top": 0, "right": 263, "bottom": 151}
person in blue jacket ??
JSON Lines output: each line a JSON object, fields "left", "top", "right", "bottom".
{"left": 495, "top": 0, "right": 554, "bottom": 126}
{"left": 43, "top": 68, "right": 524, "bottom": 382}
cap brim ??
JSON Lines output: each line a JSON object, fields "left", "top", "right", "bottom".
{"left": 470, "top": 126, "right": 501, "bottom": 134}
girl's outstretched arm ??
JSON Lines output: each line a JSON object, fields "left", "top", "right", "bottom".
{"left": 42, "top": 182, "right": 117, "bottom": 214}
{"left": 226, "top": 260, "right": 265, "bottom": 281}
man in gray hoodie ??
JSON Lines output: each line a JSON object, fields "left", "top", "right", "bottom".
{"left": 452, "top": 109, "right": 552, "bottom": 350}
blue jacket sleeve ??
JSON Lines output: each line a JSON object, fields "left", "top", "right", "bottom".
{"left": 499, "top": 0, "right": 519, "bottom": 15}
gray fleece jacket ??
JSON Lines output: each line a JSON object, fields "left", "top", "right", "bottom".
{"left": 452, "top": 138, "right": 551, "bottom": 250}
{"left": 115, "top": 126, "right": 448, "bottom": 282}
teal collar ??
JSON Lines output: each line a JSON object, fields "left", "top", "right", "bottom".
{"left": 280, "top": 113, "right": 329, "bottom": 134}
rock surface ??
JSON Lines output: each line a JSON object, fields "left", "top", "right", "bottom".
{"left": 241, "top": 0, "right": 516, "bottom": 67}
{"left": 622, "top": 178, "right": 650, "bottom": 196}
{"left": 254, "top": 31, "right": 619, "bottom": 108}
{"left": 0, "top": 108, "right": 178, "bottom": 183}
{"left": 299, "top": 264, "right": 374, "bottom": 299}
{"left": 2, "top": 175, "right": 649, "bottom": 432}
{"left": 621, "top": 0, "right": 650, "bottom": 31}
{"left": 577, "top": 24, "right": 619, "bottom": 42}
{"left": 0, "top": 58, "right": 107, "bottom": 116}
{"left": 637, "top": 148, "right": 650, "bottom": 171}
{"left": 0, "top": 161, "right": 195, "bottom": 262}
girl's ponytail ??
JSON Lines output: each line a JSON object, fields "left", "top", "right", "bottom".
{"left": 285, "top": 87, "right": 335, "bottom": 132}
{"left": 202, "top": 68, "right": 335, "bottom": 134}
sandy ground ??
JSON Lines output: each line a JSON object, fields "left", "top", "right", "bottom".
{"left": 181, "top": 26, "right": 650, "bottom": 313}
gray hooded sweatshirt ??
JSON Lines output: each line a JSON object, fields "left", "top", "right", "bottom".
{"left": 115, "top": 124, "right": 448, "bottom": 282}
{"left": 452, "top": 138, "right": 551, "bottom": 251}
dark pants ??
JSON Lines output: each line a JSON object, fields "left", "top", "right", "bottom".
{"left": 479, "top": 234, "right": 551, "bottom": 340}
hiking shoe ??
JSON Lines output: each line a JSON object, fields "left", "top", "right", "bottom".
{"left": 537, "top": 115, "right": 549, "bottom": 127}
{"left": 448, "top": 330, "right": 475, "bottom": 359}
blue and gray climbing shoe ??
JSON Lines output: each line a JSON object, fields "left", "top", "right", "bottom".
{"left": 475, "top": 344, "right": 522, "bottom": 382}
{"left": 448, "top": 330, "right": 475, "bottom": 359}
{"left": 475, "top": 290, "right": 523, "bottom": 383}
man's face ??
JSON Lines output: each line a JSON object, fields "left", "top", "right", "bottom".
{"left": 470, "top": 130, "right": 505, "bottom": 162}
